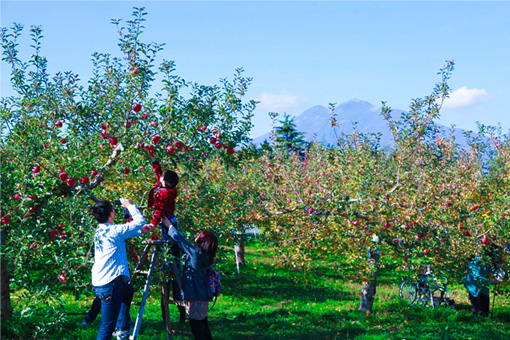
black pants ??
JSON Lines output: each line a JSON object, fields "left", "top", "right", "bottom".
{"left": 468, "top": 292, "right": 490, "bottom": 316}
{"left": 189, "top": 317, "right": 213, "bottom": 340}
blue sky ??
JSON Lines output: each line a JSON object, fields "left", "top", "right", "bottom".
{"left": 1, "top": 1, "right": 509, "bottom": 138}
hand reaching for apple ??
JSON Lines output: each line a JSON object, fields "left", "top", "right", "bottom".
{"left": 119, "top": 198, "right": 132, "bottom": 208}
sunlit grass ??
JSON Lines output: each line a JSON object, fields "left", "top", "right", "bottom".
{"left": 2, "top": 237, "right": 510, "bottom": 339}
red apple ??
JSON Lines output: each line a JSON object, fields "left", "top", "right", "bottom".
{"left": 58, "top": 273, "right": 68, "bottom": 283}
{"left": 199, "top": 125, "right": 207, "bottom": 132}
{"left": 132, "top": 103, "right": 142, "bottom": 112}
{"left": 66, "top": 178, "right": 76, "bottom": 186}
{"left": 60, "top": 137, "right": 66, "bottom": 144}
{"left": 59, "top": 172, "right": 68, "bottom": 181}
{"left": 152, "top": 135, "right": 160, "bottom": 144}
{"left": 14, "top": 194, "right": 21, "bottom": 201}
{"left": 1, "top": 216, "right": 10, "bottom": 225}
{"left": 415, "top": 234, "right": 421, "bottom": 240}
{"left": 445, "top": 202, "right": 452, "bottom": 207}
{"left": 141, "top": 113, "right": 148, "bottom": 119}
{"left": 91, "top": 169, "right": 99, "bottom": 176}
{"left": 404, "top": 225, "right": 411, "bottom": 231}
{"left": 308, "top": 208, "right": 314, "bottom": 214}
{"left": 472, "top": 205, "right": 480, "bottom": 211}
{"left": 28, "top": 194, "right": 35, "bottom": 200}
{"left": 351, "top": 220, "right": 359, "bottom": 226}
{"left": 57, "top": 224, "right": 64, "bottom": 231}
{"left": 50, "top": 230, "right": 59, "bottom": 238}
{"left": 150, "top": 234, "right": 159, "bottom": 241}
{"left": 122, "top": 168, "right": 130, "bottom": 175}
{"left": 423, "top": 249, "right": 430, "bottom": 255}
{"left": 60, "top": 232, "right": 67, "bottom": 240}
{"left": 80, "top": 177, "right": 90, "bottom": 184}
{"left": 109, "top": 137, "right": 118, "bottom": 146}
{"left": 307, "top": 244, "right": 312, "bottom": 249}
{"left": 125, "top": 121, "right": 132, "bottom": 128}
{"left": 463, "top": 230, "right": 472, "bottom": 237}
{"left": 29, "top": 206, "right": 36, "bottom": 213}
{"left": 214, "top": 142, "right": 222, "bottom": 150}
{"left": 227, "top": 147, "right": 235, "bottom": 155}
{"left": 433, "top": 249, "right": 439, "bottom": 254}
{"left": 175, "top": 141, "right": 183, "bottom": 150}
{"left": 150, "top": 121, "right": 159, "bottom": 128}
{"left": 101, "top": 123, "right": 107, "bottom": 130}
{"left": 132, "top": 67, "right": 139, "bottom": 75}
{"left": 166, "top": 145, "right": 175, "bottom": 154}
{"left": 209, "top": 137, "right": 217, "bottom": 144}
{"left": 481, "top": 236, "right": 490, "bottom": 245}
{"left": 287, "top": 199, "right": 292, "bottom": 204}
{"left": 32, "top": 165, "right": 41, "bottom": 174}
{"left": 43, "top": 143, "right": 49, "bottom": 149}
{"left": 384, "top": 223, "right": 391, "bottom": 229}
{"left": 55, "top": 121, "right": 63, "bottom": 127}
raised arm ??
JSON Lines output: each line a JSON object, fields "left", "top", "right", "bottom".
{"left": 114, "top": 199, "right": 146, "bottom": 239}
{"left": 163, "top": 217, "right": 198, "bottom": 257}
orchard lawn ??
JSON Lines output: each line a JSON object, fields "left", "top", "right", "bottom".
{"left": 2, "top": 238, "right": 510, "bottom": 340}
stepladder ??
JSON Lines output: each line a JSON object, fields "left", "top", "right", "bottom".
{"left": 128, "top": 240, "right": 192, "bottom": 340}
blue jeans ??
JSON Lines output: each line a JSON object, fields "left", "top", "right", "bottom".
{"left": 93, "top": 276, "right": 134, "bottom": 340}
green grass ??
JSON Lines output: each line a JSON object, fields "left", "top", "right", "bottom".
{"left": 2, "top": 238, "right": 510, "bottom": 339}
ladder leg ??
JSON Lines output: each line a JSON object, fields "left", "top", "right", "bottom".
{"left": 129, "top": 244, "right": 152, "bottom": 285}
{"left": 130, "top": 248, "right": 159, "bottom": 340}
{"left": 162, "top": 283, "right": 173, "bottom": 340}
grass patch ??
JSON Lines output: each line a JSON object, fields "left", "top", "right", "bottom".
{"left": 2, "top": 238, "right": 510, "bottom": 339}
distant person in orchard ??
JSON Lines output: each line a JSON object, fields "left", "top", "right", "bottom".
{"left": 91, "top": 199, "right": 150, "bottom": 340}
{"left": 144, "top": 153, "right": 186, "bottom": 323}
{"left": 162, "top": 216, "right": 218, "bottom": 340}
{"left": 464, "top": 242, "right": 505, "bottom": 317}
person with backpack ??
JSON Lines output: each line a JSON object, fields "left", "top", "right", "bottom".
{"left": 162, "top": 216, "right": 218, "bottom": 340}
{"left": 464, "top": 242, "right": 505, "bottom": 317}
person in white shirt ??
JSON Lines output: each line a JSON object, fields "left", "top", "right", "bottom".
{"left": 91, "top": 198, "right": 150, "bottom": 340}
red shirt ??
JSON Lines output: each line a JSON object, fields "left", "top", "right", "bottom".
{"left": 148, "top": 161, "right": 178, "bottom": 226}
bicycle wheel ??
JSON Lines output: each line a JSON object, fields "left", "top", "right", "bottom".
{"left": 399, "top": 279, "right": 417, "bottom": 304}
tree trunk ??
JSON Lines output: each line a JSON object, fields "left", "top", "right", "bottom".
{"left": 359, "top": 269, "right": 378, "bottom": 313}
{"left": 359, "top": 248, "right": 380, "bottom": 313}
{"left": 1, "top": 226, "right": 12, "bottom": 320}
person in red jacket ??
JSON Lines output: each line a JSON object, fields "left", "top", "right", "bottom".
{"left": 146, "top": 154, "right": 179, "bottom": 233}
{"left": 145, "top": 154, "right": 186, "bottom": 323}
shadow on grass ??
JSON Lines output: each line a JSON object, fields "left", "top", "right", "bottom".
{"left": 211, "top": 309, "right": 366, "bottom": 340}
{"left": 221, "top": 261, "right": 358, "bottom": 304}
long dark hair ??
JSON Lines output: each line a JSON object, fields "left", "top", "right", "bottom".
{"left": 195, "top": 231, "right": 218, "bottom": 260}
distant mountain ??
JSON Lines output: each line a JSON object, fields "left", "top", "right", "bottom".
{"left": 251, "top": 99, "right": 467, "bottom": 148}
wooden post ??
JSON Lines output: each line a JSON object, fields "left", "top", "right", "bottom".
{"left": 234, "top": 231, "right": 245, "bottom": 266}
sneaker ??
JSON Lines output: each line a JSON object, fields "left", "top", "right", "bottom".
{"left": 116, "top": 326, "right": 134, "bottom": 340}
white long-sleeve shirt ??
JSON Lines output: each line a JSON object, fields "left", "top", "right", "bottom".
{"left": 91, "top": 204, "right": 145, "bottom": 286}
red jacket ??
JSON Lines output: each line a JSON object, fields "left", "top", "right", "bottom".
{"left": 148, "top": 160, "right": 178, "bottom": 226}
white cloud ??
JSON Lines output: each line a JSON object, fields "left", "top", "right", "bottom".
{"left": 442, "top": 86, "right": 489, "bottom": 108}
{"left": 255, "top": 92, "right": 307, "bottom": 113}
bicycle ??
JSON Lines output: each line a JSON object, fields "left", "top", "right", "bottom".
{"left": 399, "top": 267, "right": 453, "bottom": 308}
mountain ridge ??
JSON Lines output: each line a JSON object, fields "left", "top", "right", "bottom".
{"left": 250, "top": 99, "right": 466, "bottom": 147}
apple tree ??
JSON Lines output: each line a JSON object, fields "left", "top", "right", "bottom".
{"left": 0, "top": 7, "right": 256, "bottom": 319}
